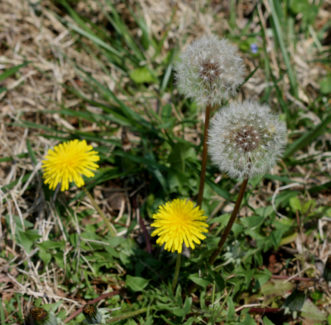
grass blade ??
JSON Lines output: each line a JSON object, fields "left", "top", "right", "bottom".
{"left": 0, "top": 62, "right": 29, "bottom": 82}
{"left": 268, "top": 0, "right": 298, "bottom": 97}
{"left": 104, "top": 0, "right": 145, "bottom": 61}
{"left": 284, "top": 113, "right": 331, "bottom": 159}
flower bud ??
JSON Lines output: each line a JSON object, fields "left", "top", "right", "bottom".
{"left": 27, "top": 307, "right": 58, "bottom": 325}
{"left": 83, "top": 304, "right": 102, "bottom": 324}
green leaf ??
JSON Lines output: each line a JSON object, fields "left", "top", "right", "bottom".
{"left": 168, "top": 141, "right": 195, "bottom": 173}
{"left": 226, "top": 297, "right": 235, "bottom": 321}
{"left": 254, "top": 269, "right": 272, "bottom": 287}
{"left": 283, "top": 289, "right": 306, "bottom": 311}
{"left": 125, "top": 275, "right": 149, "bottom": 292}
{"left": 289, "top": 196, "right": 302, "bottom": 213}
{"left": 129, "top": 67, "right": 156, "bottom": 84}
{"left": 241, "top": 215, "right": 265, "bottom": 229}
{"left": 188, "top": 274, "right": 209, "bottom": 289}
{"left": 38, "top": 240, "right": 66, "bottom": 250}
{"left": 261, "top": 279, "right": 294, "bottom": 297}
{"left": 289, "top": 0, "right": 309, "bottom": 14}
{"left": 54, "top": 252, "right": 65, "bottom": 269}
{"left": 284, "top": 114, "right": 331, "bottom": 158}
{"left": 301, "top": 299, "right": 327, "bottom": 321}
{"left": 205, "top": 178, "right": 231, "bottom": 201}
{"left": 241, "top": 313, "right": 257, "bottom": 325}
{"left": 280, "top": 232, "right": 297, "bottom": 246}
{"left": 213, "top": 273, "right": 225, "bottom": 292}
{"left": 183, "top": 318, "right": 195, "bottom": 325}
{"left": 263, "top": 317, "right": 276, "bottom": 325}
{"left": 320, "top": 75, "right": 331, "bottom": 94}
{"left": 182, "top": 297, "right": 192, "bottom": 316}
{"left": 38, "top": 249, "right": 52, "bottom": 265}
{"left": 17, "top": 230, "right": 40, "bottom": 253}
{"left": 302, "top": 199, "right": 315, "bottom": 214}
{"left": 171, "top": 307, "right": 186, "bottom": 317}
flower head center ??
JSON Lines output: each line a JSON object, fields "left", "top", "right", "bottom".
{"left": 56, "top": 150, "right": 83, "bottom": 169}
{"left": 199, "top": 60, "right": 221, "bottom": 84}
{"left": 171, "top": 209, "right": 190, "bottom": 228}
{"left": 234, "top": 125, "right": 260, "bottom": 152}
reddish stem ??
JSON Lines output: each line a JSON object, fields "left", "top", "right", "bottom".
{"left": 197, "top": 103, "right": 212, "bottom": 207}
{"left": 138, "top": 210, "right": 152, "bottom": 253}
{"left": 209, "top": 178, "right": 248, "bottom": 264}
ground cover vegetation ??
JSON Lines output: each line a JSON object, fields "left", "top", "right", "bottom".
{"left": 0, "top": 0, "right": 330, "bottom": 324}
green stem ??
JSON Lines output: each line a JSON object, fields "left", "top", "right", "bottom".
{"left": 83, "top": 187, "right": 117, "bottom": 236}
{"left": 172, "top": 253, "right": 182, "bottom": 293}
{"left": 197, "top": 103, "right": 212, "bottom": 207}
{"left": 108, "top": 307, "right": 149, "bottom": 322}
{"left": 209, "top": 178, "right": 248, "bottom": 265}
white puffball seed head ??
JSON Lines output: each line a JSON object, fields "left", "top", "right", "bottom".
{"left": 208, "top": 101, "right": 287, "bottom": 179}
{"left": 175, "top": 35, "right": 245, "bottom": 106}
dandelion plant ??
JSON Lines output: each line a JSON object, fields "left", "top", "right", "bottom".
{"left": 151, "top": 198, "right": 208, "bottom": 291}
{"left": 208, "top": 101, "right": 287, "bottom": 263}
{"left": 175, "top": 35, "right": 245, "bottom": 206}
{"left": 41, "top": 139, "right": 116, "bottom": 235}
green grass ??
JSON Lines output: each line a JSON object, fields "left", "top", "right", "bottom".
{"left": 1, "top": 0, "right": 330, "bottom": 324}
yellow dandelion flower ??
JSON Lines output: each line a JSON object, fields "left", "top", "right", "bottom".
{"left": 151, "top": 199, "right": 208, "bottom": 253}
{"left": 42, "top": 139, "right": 100, "bottom": 192}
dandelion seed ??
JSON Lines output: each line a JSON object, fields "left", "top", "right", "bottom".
{"left": 208, "top": 101, "right": 287, "bottom": 179}
{"left": 42, "top": 139, "right": 100, "bottom": 191}
{"left": 151, "top": 199, "right": 208, "bottom": 253}
{"left": 175, "top": 35, "right": 245, "bottom": 106}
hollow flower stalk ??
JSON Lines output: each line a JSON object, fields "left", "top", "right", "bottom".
{"left": 208, "top": 101, "right": 287, "bottom": 179}
{"left": 175, "top": 35, "right": 245, "bottom": 106}
{"left": 151, "top": 199, "right": 208, "bottom": 253}
{"left": 42, "top": 139, "right": 100, "bottom": 191}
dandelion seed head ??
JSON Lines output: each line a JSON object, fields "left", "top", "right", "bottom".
{"left": 175, "top": 35, "right": 245, "bottom": 106}
{"left": 208, "top": 101, "right": 287, "bottom": 179}
{"left": 151, "top": 199, "right": 208, "bottom": 254}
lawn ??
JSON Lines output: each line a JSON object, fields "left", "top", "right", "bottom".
{"left": 0, "top": 0, "right": 330, "bottom": 324}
